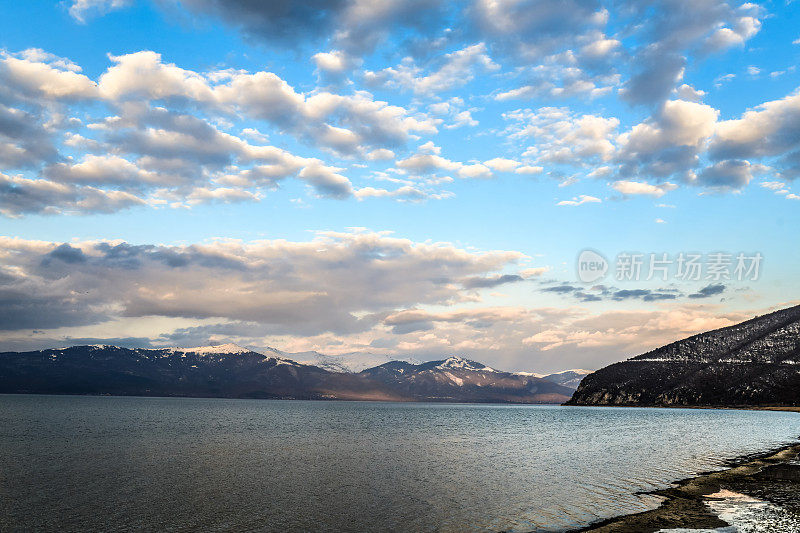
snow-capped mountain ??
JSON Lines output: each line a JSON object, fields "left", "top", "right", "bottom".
{"left": 539, "top": 369, "right": 593, "bottom": 390}
{"left": 166, "top": 343, "right": 253, "bottom": 355}
{"left": 568, "top": 304, "right": 800, "bottom": 407}
{"left": 0, "top": 345, "right": 574, "bottom": 404}
{"left": 513, "top": 369, "right": 592, "bottom": 390}
{"left": 291, "top": 350, "right": 419, "bottom": 373}
{"left": 360, "top": 357, "right": 574, "bottom": 403}
{"left": 435, "top": 356, "right": 497, "bottom": 373}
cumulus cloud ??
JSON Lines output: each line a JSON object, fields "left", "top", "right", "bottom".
{"left": 128, "top": 1, "right": 766, "bottom": 112}
{"left": 703, "top": 14, "right": 761, "bottom": 53}
{"left": 68, "top": 0, "right": 131, "bottom": 23}
{"left": 0, "top": 104, "right": 60, "bottom": 170}
{"left": 364, "top": 43, "right": 499, "bottom": 95}
{"left": 171, "top": 0, "right": 447, "bottom": 54}
{"left": 495, "top": 38, "right": 620, "bottom": 101}
{"left": 461, "top": 273, "right": 525, "bottom": 289}
{"left": 611, "top": 180, "right": 677, "bottom": 197}
{"left": 521, "top": 305, "right": 750, "bottom": 355}
{"left": 0, "top": 51, "right": 97, "bottom": 102}
{"left": 504, "top": 107, "right": 619, "bottom": 167}
{"left": 674, "top": 84, "right": 706, "bottom": 102}
{"left": 617, "top": 99, "right": 719, "bottom": 180}
{"left": 556, "top": 194, "right": 601, "bottom": 206}
{"left": 312, "top": 50, "right": 353, "bottom": 74}
{"left": 470, "top": 0, "right": 608, "bottom": 59}
{"left": 688, "top": 283, "right": 726, "bottom": 299}
{"left": 694, "top": 159, "right": 764, "bottom": 190}
{"left": 0, "top": 230, "right": 783, "bottom": 371}
{"left": 620, "top": 1, "right": 763, "bottom": 105}
{"left": 483, "top": 158, "right": 521, "bottom": 172}
{"left": 0, "top": 172, "right": 145, "bottom": 217}
{"left": 353, "top": 186, "right": 430, "bottom": 201}
{"left": 396, "top": 143, "right": 494, "bottom": 179}
{"left": 0, "top": 231, "right": 524, "bottom": 336}
{"left": 0, "top": 47, "right": 462, "bottom": 215}
{"left": 709, "top": 89, "right": 800, "bottom": 178}
{"left": 97, "top": 51, "right": 437, "bottom": 156}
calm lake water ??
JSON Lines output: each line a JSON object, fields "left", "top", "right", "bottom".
{"left": 1, "top": 395, "right": 799, "bottom": 532}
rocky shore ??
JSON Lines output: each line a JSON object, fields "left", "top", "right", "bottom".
{"left": 570, "top": 441, "right": 800, "bottom": 532}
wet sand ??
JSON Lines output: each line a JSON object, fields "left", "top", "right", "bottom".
{"left": 570, "top": 442, "right": 800, "bottom": 532}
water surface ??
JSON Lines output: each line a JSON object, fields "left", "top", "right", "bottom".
{"left": 1, "top": 395, "right": 799, "bottom": 532}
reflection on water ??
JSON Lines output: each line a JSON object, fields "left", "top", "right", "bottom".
{"left": 1, "top": 395, "right": 799, "bottom": 532}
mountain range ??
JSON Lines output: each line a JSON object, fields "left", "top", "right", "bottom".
{"left": 567, "top": 304, "right": 800, "bottom": 408}
{"left": 0, "top": 344, "right": 588, "bottom": 404}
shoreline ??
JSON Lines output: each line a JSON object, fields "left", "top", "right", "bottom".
{"left": 2, "top": 391, "right": 800, "bottom": 412}
{"left": 569, "top": 441, "right": 800, "bottom": 532}
{"left": 563, "top": 402, "right": 800, "bottom": 413}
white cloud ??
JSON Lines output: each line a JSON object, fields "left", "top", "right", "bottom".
{"left": 516, "top": 165, "right": 544, "bottom": 175}
{"left": 396, "top": 144, "right": 494, "bottom": 180}
{"left": 69, "top": 0, "right": 130, "bottom": 23}
{"left": 710, "top": 89, "right": 800, "bottom": 178}
{"left": 364, "top": 43, "right": 498, "bottom": 95}
{"left": 365, "top": 148, "right": 395, "bottom": 161}
{"left": 611, "top": 180, "right": 677, "bottom": 198}
{"left": 0, "top": 231, "right": 524, "bottom": 337}
{"left": 495, "top": 59, "right": 618, "bottom": 101}
{"left": 694, "top": 159, "right": 764, "bottom": 190}
{"left": 505, "top": 107, "right": 619, "bottom": 165}
{"left": 312, "top": 50, "right": 352, "bottom": 74}
{"left": 97, "top": 51, "right": 437, "bottom": 156}
{"left": 0, "top": 172, "right": 145, "bottom": 217}
{"left": 0, "top": 51, "right": 97, "bottom": 101}
{"left": 556, "top": 194, "right": 601, "bottom": 206}
{"left": 703, "top": 16, "right": 761, "bottom": 53}
{"left": 354, "top": 185, "right": 432, "bottom": 201}
{"left": 674, "top": 84, "right": 705, "bottom": 102}
{"left": 483, "top": 158, "right": 521, "bottom": 172}
{"left": 617, "top": 99, "right": 719, "bottom": 179}
{"left": 760, "top": 181, "right": 786, "bottom": 192}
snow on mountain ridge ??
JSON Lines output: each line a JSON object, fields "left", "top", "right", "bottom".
{"left": 547, "top": 369, "right": 592, "bottom": 376}
{"left": 169, "top": 343, "right": 252, "bottom": 355}
{"left": 514, "top": 371, "right": 547, "bottom": 378}
{"left": 293, "top": 351, "right": 420, "bottom": 373}
{"left": 436, "top": 356, "right": 497, "bottom": 372}
{"left": 50, "top": 343, "right": 587, "bottom": 380}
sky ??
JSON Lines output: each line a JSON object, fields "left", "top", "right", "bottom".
{"left": 0, "top": 0, "right": 798, "bottom": 373}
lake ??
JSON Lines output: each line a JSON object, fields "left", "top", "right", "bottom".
{"left": 1, "top": 395, "right": 799, "bottom": 532}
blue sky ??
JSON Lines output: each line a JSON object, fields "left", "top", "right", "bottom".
{"left": 0, "top": 0, "right": 798, "bottom": 372}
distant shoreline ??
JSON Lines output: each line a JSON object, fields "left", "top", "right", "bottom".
{"left": 2, "top": 391, "right": 800, "bottom": 411}
{"left": 570, "top": 441, "right": 800, "bottom": 532}
{"left": 563, "top": 402, "right": 800, "bottom": 413}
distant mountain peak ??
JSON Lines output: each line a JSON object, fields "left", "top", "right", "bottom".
{"left": 171, "top": 343, "right": 253, "bottom": 355}
{"left": 549, "top": 369, "right": 593, "bottom": 376}
{"left": 0, "top": 344, "right": 576, "bottom": 404}
{"left": 514, "top": 371, "right": 546, "bottom": 378}
{"left": 293, "top": 350, "right": 420, "bottom": 373}
{"left": 436, "top": 356, "right": 496, "bottom": 372}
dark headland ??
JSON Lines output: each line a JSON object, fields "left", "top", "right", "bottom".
{"left": 567, "top": 303, "right": 800, "bottom": 409}
{"left": 564, "top": 304, "right": 800, "bottom": 531}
